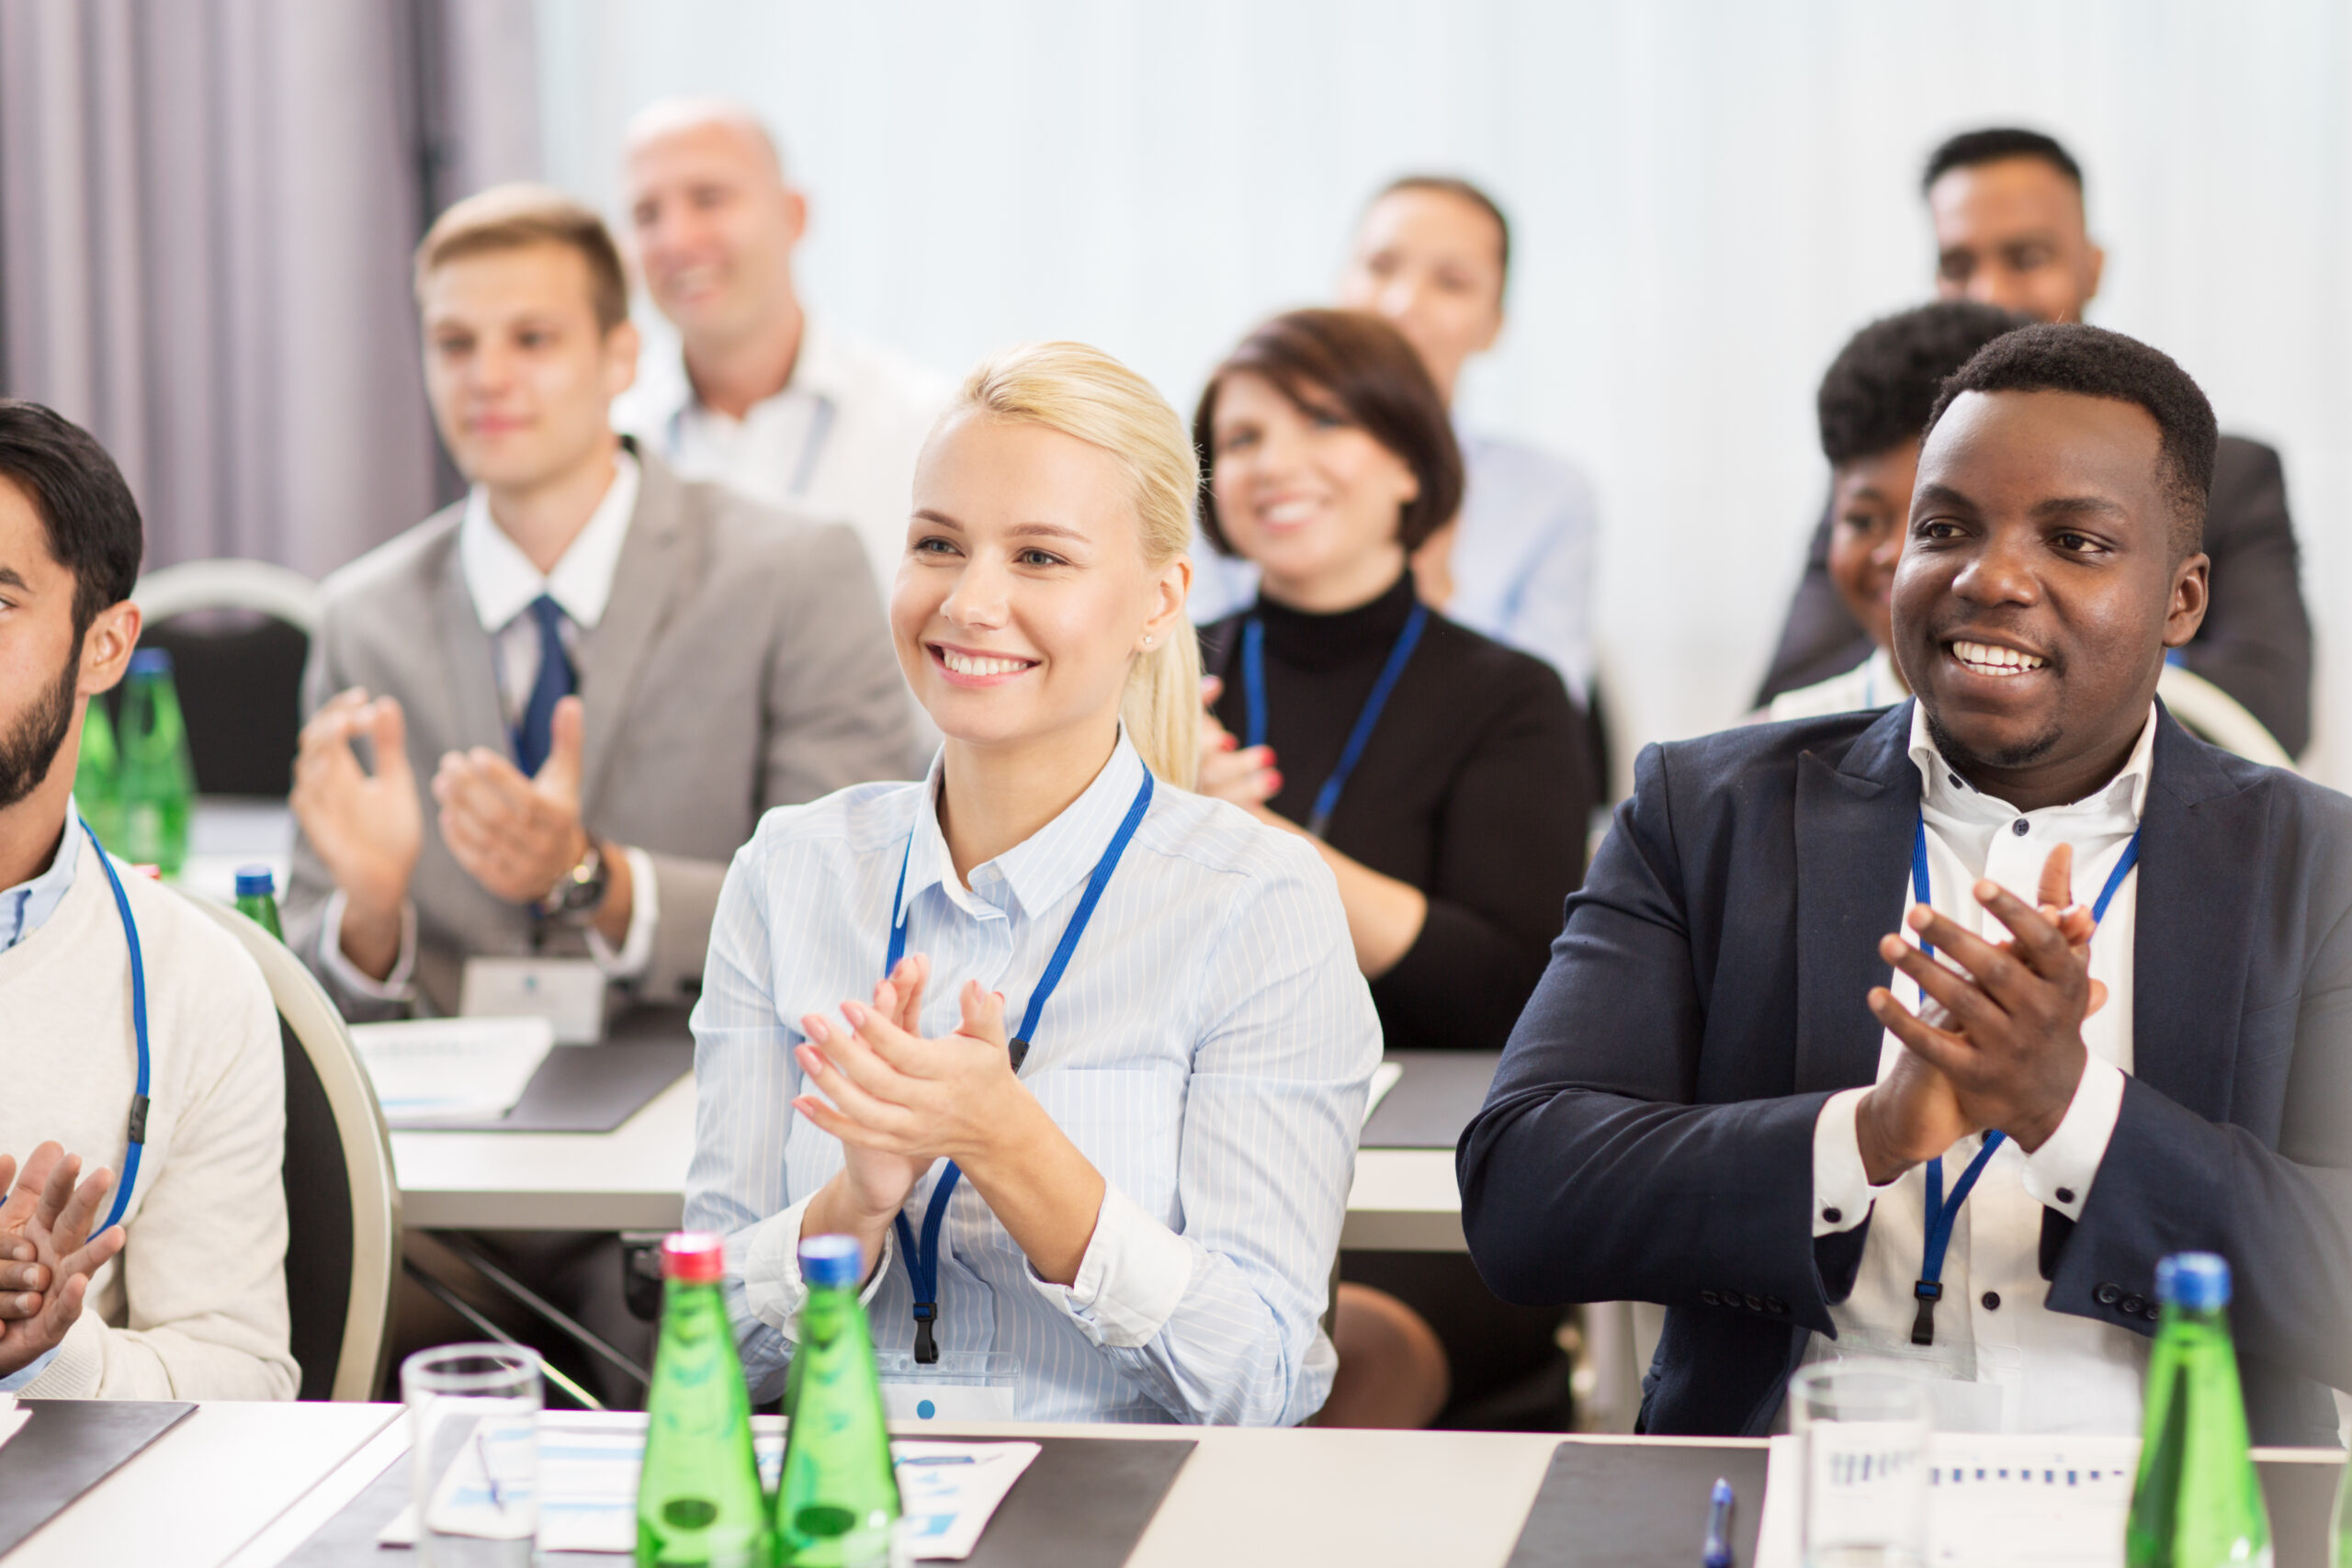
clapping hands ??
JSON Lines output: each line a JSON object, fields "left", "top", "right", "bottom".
{"left": 1858, "top": 843, "right": 2110, "bottom": 1181}
{"left": 0, "top": 1144, "right": 126, "bottom": 1378}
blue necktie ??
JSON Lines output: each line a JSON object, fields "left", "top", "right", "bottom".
{"left": 512, "top": 593, "right": 574, "bottom": 777}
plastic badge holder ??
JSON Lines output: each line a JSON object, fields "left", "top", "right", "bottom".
{"left": 871, "top": 1350, "right": 1023, "bottom": 1424}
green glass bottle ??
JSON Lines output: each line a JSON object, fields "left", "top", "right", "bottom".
{"left": 2334, "top": 1450, "right": 2352, "bottom": 1568}
{"left": 117, "top": 649, "right": 194, "bottom": 877}
{"left": 2126, "top": 1252, "right": 2273, "bottom": 1568}
{"left": 232, "top": 866, "right": 284, "bottom": 940}
{"left": 774, "top": 1235, "right": 901, "bottom": 1568}
{"left": 637, "top": 1231, "right": 770, "bottom": 1568}
{"left": 74, "top": 695, "right": 123, "bottom": 849}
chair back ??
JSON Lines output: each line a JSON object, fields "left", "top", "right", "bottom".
{"left": 184, "top": 895, "right": 401, "bottom": 1400}
{"left": 133, "top": 561, "right": 322, "bottom": 797}
{"left": 2155, "top": 663, "right": 2298, "bottom": 771}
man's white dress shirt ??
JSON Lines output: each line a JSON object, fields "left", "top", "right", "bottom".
{"left": 1768, "top": 648, "right": 1907, "bottom": 724}
{"left": 322, "top": 454, "right": 660, "bottom": 998}
{"left": 684, "top": 733, "right": 1381, "bottom": 1425}
{"left": 1804, "top": 701, "right": 2156, "bottom": 1434}
{"left": 615, "top": 314, "right": 954, "bottom": 588}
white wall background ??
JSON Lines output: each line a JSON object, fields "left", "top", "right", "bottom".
{"left": 535, "top": 0, "right": 2352, "bottom": 781}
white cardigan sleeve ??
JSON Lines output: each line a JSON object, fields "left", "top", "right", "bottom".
{"left": 26, "top": 913, "right": 297, "bottom": 1401}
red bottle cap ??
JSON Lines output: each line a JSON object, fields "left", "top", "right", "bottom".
{"left": 660, "top": 1231, "right": 726, "bottom": 1282}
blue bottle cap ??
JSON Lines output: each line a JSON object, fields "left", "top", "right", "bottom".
{"left": 128, "top": 648, "right": 175, "bottom": 676}
{"left": 2155, "top": 1251, "right": 2231, "bottom": 1311}
{"left": 799, "top": 1233, "right": 865, "bottom": 1289}
{"left": 233, "top": 865, "right": 276, "bottom": 898}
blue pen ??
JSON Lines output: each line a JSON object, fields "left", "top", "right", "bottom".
{"left": 1702, "top": 1476, "right": 1734, "bottom": 1568}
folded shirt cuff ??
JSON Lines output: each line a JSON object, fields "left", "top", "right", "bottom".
{"left": 320, "top": 889, "right": 419, "bottom": 1002}
{"left": 1028, "top": 1184, "right": 1194, "bottom": 1348}
{"left": 584, "top": 846, "right": 660, "bottom": 981}
{"left": 737, "top": 1194, "right": 894, "bottom": 1339}
{"left": 2019, "top": 1055, "right": 2125, "bottom": 1222}
{"left": 1813, "top": 1086, "right": 1895, "bottom": 1237}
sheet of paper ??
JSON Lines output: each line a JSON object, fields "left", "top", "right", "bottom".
{"left": 379, "top": 1411, "right": 1039, "bottom": 1561}
{"left": 349, "top": 1016, "right": 554, "bottom": 1122}
{"left": 1362, "top": 1060, "right": 1404, "bottom": 1126}
{"left": 1757, "top": 1430, "right": 2141, "bottom": 1568}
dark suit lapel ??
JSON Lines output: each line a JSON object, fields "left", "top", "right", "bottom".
{"left": 433, "top": 530, "right": 511, "bottom": 758}
{"left": 575, "top": 450, "right": 693, "bottom": 818}
{"left": 2130, "top": 706, "right": 2264, "bottom": 1122}
{"left": 1792, "top": 703, "right": 1920, "bottom": 1093}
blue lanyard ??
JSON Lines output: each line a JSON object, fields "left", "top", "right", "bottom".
{"left": 76, "top": 818, "right": 149, "bottom": 1235}
{"left": 1240, "top": 599, "right": 1430, "bottom": 839}
{"left": 883, "top": 769, "right": 1154, "bottom": 1362}
{"left": 1905, "top": 813, "right": 2141, "bottom": 1345}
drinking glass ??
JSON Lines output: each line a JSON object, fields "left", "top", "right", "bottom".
{"left": 1790, "top": 1363, "right": 1930, "bottom": 1568}
{"left": 403, "top": 1343, "right": 542, "bottom": 1566}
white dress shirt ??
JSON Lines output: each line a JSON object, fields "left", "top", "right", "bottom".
{"left": 615, "top": 314, "right": 954, "bottom": 587}
{"left": 1804, "top": 701, "right": 2155, "bottom": 1434}
{"left": 1767, "top": 648, "right": 1906, "bottom": 723}
{"left": 684, "top": 733, "right": 1382, "bottom": 1425}
{"left": 1191, "top": 422, "right": 1601, "bottom": 695}
{"left": 321, "top": 454, "right": 660, "bottom": 998}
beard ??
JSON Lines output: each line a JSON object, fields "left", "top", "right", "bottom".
{"left": 1921, "top": 701, "right": 2066, "bottom": 778}
{"left": 0, "top": 642, "right": 84, "bottom": 811}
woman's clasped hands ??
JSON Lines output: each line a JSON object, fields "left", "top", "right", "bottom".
{"left": 794, "top": 953, "right": 1030, "bottom": 1210}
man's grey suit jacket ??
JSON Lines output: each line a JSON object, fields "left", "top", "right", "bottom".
{"left": 283, "top": 446, "right": 915, "bottom": 1020}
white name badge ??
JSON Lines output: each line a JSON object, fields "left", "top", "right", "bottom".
{"left": 459, "top": 957, "right": 606, "bottom": 1043}
{"left": 872, "top": 1350, "right": 1022, "bottom": 1425}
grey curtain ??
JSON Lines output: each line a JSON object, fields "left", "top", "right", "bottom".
{"left": 0, "top": 0, "right": 541, "bottom": 579}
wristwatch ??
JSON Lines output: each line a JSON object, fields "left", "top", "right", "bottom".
{"left": 538, "top": 839, "right": 611, "bottom": 922}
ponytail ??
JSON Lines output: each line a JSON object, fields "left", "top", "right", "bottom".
{"left": 1121, "top": 615, "right": 1201, "bottom": 787}
{"left": 947, "top": 342, "right": 1202, "bottom": 786}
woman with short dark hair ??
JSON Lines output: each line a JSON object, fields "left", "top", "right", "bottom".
{"left": 1193, "top": 309, "right": 1592, "bottom": 1055}
{"left": 1191, "top": 309, "right": 1593, "bottom": 1429}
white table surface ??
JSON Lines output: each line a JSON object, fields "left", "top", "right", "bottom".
{"left": 390, "top": 1075, "right": 1465, "bottom": 1249}
{"left": 221, "top": 1405, "right": 1710, "bottom": 1568}
{"left": 29, "top": 1400, "right": 2350, "bottom": 1568}
{"left": 0, "top": 1399, "right": 400, "bottom": 1567}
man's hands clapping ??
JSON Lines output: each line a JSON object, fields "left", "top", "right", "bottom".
{"left": 293, "top": 689, "right": 628, "bottom": 976}
{"left": 1857, "top": 843, "right": 2107, "bottom": 1183}
{"left": 0, "top": 1145, "right": 125, "bottom": 1378}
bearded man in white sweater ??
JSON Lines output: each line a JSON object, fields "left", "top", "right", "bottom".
{"left": 0, "top": 400, "right": 296, "bottom": 1400}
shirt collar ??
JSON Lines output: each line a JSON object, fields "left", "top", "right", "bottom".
{"left": 1, "top": 804, "right": 85, "bottom": 952}
{"left": 458, "top": 450, "right": 641, "bottom": 635}
{"left": 658, "top": 313, "right": 848, "bottom": 430}
{"left": 899, "top": 731, "right": 1149, "bottom": 923}
{"left": 1907, "top": 699, "right": 2158, "bottom": 826}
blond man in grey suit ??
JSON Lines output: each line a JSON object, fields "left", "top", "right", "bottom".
{"left": 288, "top": 185, "right": 911, "bottom": 1023}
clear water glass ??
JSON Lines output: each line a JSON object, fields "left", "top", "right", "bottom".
{"left": 402, "top": 1343, "right": 542, "bottom": 1566}
{"left": 1790, "top": 1363, "right": 1930, "bottom": 1568}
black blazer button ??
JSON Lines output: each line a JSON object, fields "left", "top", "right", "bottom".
{"left": 2120, "top": 1294, "right": 2146, "bottom": 1316}
{"left": 1981, "top": 1292, "right": 2001, "bottom": 1311}
{"left": 1822, "top": 1206, "right": 1843, "bottom": 1224}
{"left": 1700, "top": 1289, "right": 1721, "bottom": 1306}
{"left": 1766, "top": 1297, "right": 1789, "bottom": 1315}
{"left": 2144, "top": 1303, "right": 2162, "bottom": 1322}
{"left": 2095, "top": 1282, "right": 2121, "bottom": 1305}
{"left": 1744, "top": 1293, "right": 1765, "bottom": 1313}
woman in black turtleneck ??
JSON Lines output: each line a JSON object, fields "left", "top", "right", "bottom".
{"left": 1191, "top": 309, "right": 1593, "bottom": 1431}
{"left": 1192, "top": 309, "right": 1594, "bottom": 1055}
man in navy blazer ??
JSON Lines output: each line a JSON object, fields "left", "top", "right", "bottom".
{"left": 1460, "top": 322, "right": 2352, "bottom": 1444}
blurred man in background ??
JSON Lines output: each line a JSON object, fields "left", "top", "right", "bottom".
{"left": 286, "top": 186, "right": 908, "bottom": 1028}
{"left": 613, "top": 98, "right": 952, "bottom": 588}
{"left": 1755, "top": 128, "right": 2312, "bottom": 758}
